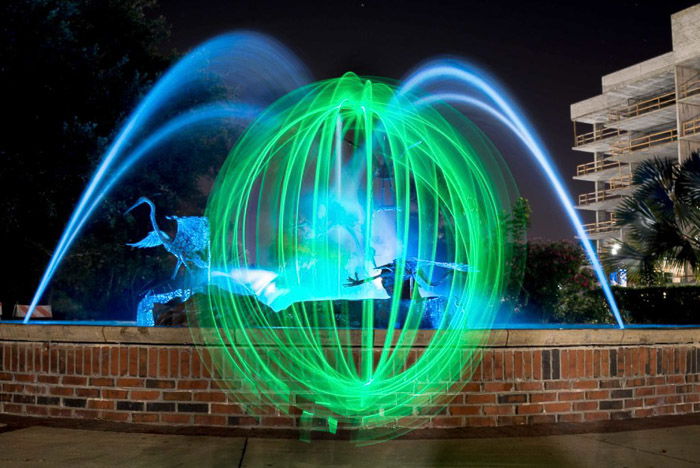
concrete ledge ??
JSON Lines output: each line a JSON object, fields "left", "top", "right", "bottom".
{"left": 0, "top": 323, "right": 698, "bottom": 347}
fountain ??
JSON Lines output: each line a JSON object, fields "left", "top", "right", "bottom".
{"left": 18, "top": 32, "right": 628, "bottom": 441}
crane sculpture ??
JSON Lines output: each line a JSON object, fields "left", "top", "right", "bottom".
{"left": 125, "top": 197, "right": 210, "bottom": 325}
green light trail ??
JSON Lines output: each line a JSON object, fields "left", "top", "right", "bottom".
{"left": 190, "top": 73, "right": 517, "bottom": 441}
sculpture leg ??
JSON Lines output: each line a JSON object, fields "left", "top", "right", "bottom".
{"left": 135, "top": 288, "right": 194, "bottom": 326}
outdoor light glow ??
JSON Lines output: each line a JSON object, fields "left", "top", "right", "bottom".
{"left": 21, "top": 30, "right": 627, "bottom": 442}
{"left": 190, "top": 73, "right": 516, "bottom": 440}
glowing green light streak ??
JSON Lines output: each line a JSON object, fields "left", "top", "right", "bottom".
{"left": 190, "top": 73, "right": 518, "bottom": 441}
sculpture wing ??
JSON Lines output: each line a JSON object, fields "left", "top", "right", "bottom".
{"left": 169, "top": 216, "right": 210, "bottom": 253}
{"left": 127, "top": 230, "right": 168, "bottom": 249}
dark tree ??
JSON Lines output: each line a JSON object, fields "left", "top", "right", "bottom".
{"left": 0, "top": 0, "right": 173, "bottom": 318}
{"left": 607, "top": 153, "right": 700, "bottom": 285}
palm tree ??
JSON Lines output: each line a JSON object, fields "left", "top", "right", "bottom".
{"left": 606, "top": 152, "right": 700, "bottom": 285}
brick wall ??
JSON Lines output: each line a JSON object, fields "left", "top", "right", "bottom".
{"left": 1, "top": 326, "right": 699, "bottom": 430}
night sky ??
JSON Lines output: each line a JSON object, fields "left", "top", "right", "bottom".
{"left": 158, "top": 0, "right": 697, "bottom": 240}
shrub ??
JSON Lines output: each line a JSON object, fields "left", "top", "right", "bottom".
{"left": 612, "top": 286, "right": 700, "bottom": 324}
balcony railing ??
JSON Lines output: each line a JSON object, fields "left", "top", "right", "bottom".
{"left": 578, "top": 188, "right": 625, "bottom": 206}
{"left": 574, "top": 127, "right": 626, "bottom": 147}
{"left": 610, "top": 127, "right": 678, "bottom": 156}
{"left": 679, "top": 79, "right": 700, "bottom": 100}
{"left": 681, "top": 117, "right": 700, "bottom": 137}
{"left": 576, "top": 159, "right": 625, "bottom": 177}
{"left": 582, "top": 217, "right": 619, "bottom": 235}
{"left": 608, "top": 90, "right": 676, "bottom": 121}
{"left": 608, "top": 174, "right": 633, "bottom": 190}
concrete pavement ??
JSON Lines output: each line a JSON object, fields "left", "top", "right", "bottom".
{"left": 0, "top": 425, "right": 699, "bottom": 467}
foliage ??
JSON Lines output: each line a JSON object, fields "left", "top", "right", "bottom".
{"left": 498, "top": 197, "right": 531, "bottom": 317}
{"left": 0, "top": 1, "right": 237, "bottom": 320}
{"left": 612, "top": 285, "right": 700, "bottom": 325}
{"left": 517, "top": 240, "right": 612, "bottom": 324}
{"left": 606, "top": 153, "right": 700, "bottom": 285}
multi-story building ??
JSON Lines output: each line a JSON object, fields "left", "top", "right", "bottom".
{"left": 570, "top": 4, "right": 700, "bottom": 264}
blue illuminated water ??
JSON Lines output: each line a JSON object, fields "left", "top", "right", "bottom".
{"left": 2, "top": 320, "right": 694, "bottom": 329}
{"left": 24, "top": 33, "right": 625, "bottom": 328}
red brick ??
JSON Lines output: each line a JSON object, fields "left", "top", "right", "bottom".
{"left": 483, "top": 405, "right": 514, "bottom": 415}
{"left": 585, "top": 390, "right": 609, "bottom": 400}
{"left": 26, "top": 405, "right": 49, "bottom": 416}
{"left": 431, "top": 417, "right": 462, "bottom": 427}
{"left": 89, "top": 377, "right": 114, "bottom": 386}
{"left": 464, "top": 394, "right": 495, "bottom": 404}
{"left": 3, "top": 383, "right": 24, "bottom": 392}
{"left": 676, "top": 403, "right": 693, "bottom": 414}
{"left": 633, "top": 408, "right": 654, "bottom": 418}
{"left": 37, "top": 375, "right": 59, "bottom": 384}
{"left": 635, "top": 387, "right": 655, "bottom": 397}
{"left": 625, "top": 377, "right": 644, "bottom": 387}
{"left": 102, "top": 389, "right": 128, "bottom": 399}
{"left": 450, "top": 405, "right": 481, "bottom": 415}
{"left": 114, "top": 348, "right": 123, "bottom": 376}
{"left": 544, "top": 381, "right": 569, "bottom": 390}
{"left": 497, "top": 415, "right": 527, "bottom": 426}
{"left": 558, "top": 391, "right": 584, "bottom": 401}
{"left": 515, "top": 382, "right": 543, "bottom": 392}
{"left": 260, "top": 416, "right": 294, "bottom": 427}
{"left": 504, "top": 351, "right": 514, "bottom": 380}
{"left": 461, "top": 382, "right": 480, "bottom": 392}
{"left": 148, "top": 348, "right": 158, "bottom": 377}
{"left": 465, "top": 416, "right": 496, "bottom": 427}
{"left": 133, "top": 413, "right": 160, "bottom": 423}
{"left": 558, "top": 413, "right": 583, "bottom": 423}
{"left": 495, "top": 351, "right": 506, "bottom": 380}
{"left": 128, "top": 347, "right": 139, "bottom": 376}
{"left": 656, "top": 405, "right": 676, "bottom": 415}
{"left": 179, "top": 350, "right": 191, "bottom": 378}
{"left": 530, "top": 393, "right": 556, "bottom": 403}
{"left": 169, "top": 349, "right": 178, "bottom": 377}
{"left": 159, "top": 349, "right": 169, "bottom": 377}
{"left": 667, "top": 375, "right": 685, "bottom": 384}
{"left": 523, "top": 351, "right": 533, "bottom": 379}
{"left": 76, "top": 388, "right": 100, "bottom": 398}
{"left": 574, "top": 401, "right": 597, "bottom": 411}
{"left": 49, "top": 407, "right": 72, "bottom": 417}
{"left": 74, "top": 409, "right": 99, "bottom": 419}
{"left": 514, "top": 351, "right": 523, "bottom": 379}
{"left": 130, "top": 390, "right": 160, "bottom": 400}
{"left": 50, "top": 387, "right": 74, "bottom": 396}
{"left": 482, "top": 382, "right": 513, "bottom": 392}
{"left": 88, "top": 400, "right": 115, "bottom": 410}
{"left": 210, "top": 404, "right": 244, "bottom": 415}
{"left": 572, "top": 380, "right": 597, "bottom": 390}
{"left": 584, "top": 411, "right": 610, "bottom": 421}
{"left": 585, "top": 350, "right": 593, "bottom": 377}
{"left": 543, "top": 402, "right": 571, "bottom": 413}
{"left": 194, "top": 392, "right": 226, "bottom": 402}
{"left": 155, "top": 413, "right": 189, "bottom": 424}
{"left": 163, "top": 391, "right": 192, "bottom": 401}
{"left": 516, "top": 404, "right": 543, "bottom": 415}
{"left": 178, "top": 380, "right": 208, "bottom": 390}
{"left": 116, "top": 378, "right": 144, "bottom": 388}
{"left": 101, "top": 411, "right": 130, "bottom": 422}
{"left": 528, "top": 414, "right": 556, "bottom": 424}
{"left": 15, "top": 374, "right": 36, "bottom": 382}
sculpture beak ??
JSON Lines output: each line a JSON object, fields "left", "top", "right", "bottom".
{"left": 125, "top": 197, "right": 147, "bottom": 215}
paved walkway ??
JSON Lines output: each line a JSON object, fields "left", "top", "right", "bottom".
{"left": 1, "top": 424, "right": 699, "bottom": 467}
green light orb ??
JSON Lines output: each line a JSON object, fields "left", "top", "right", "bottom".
{"left": 191, "top": 73, "right": 517, "bottom": 440}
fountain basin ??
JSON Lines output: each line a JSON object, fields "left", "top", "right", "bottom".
{"left": 1, "top": 323, "right": 698, "bottom": 432}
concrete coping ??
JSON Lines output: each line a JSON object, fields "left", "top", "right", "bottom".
{"left": 0, "top": 324, "right": 698, "bottom": 348}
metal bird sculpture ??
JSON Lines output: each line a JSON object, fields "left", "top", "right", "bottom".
{"left": 125, "top": 197, "right": 209, "bottom": 279}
